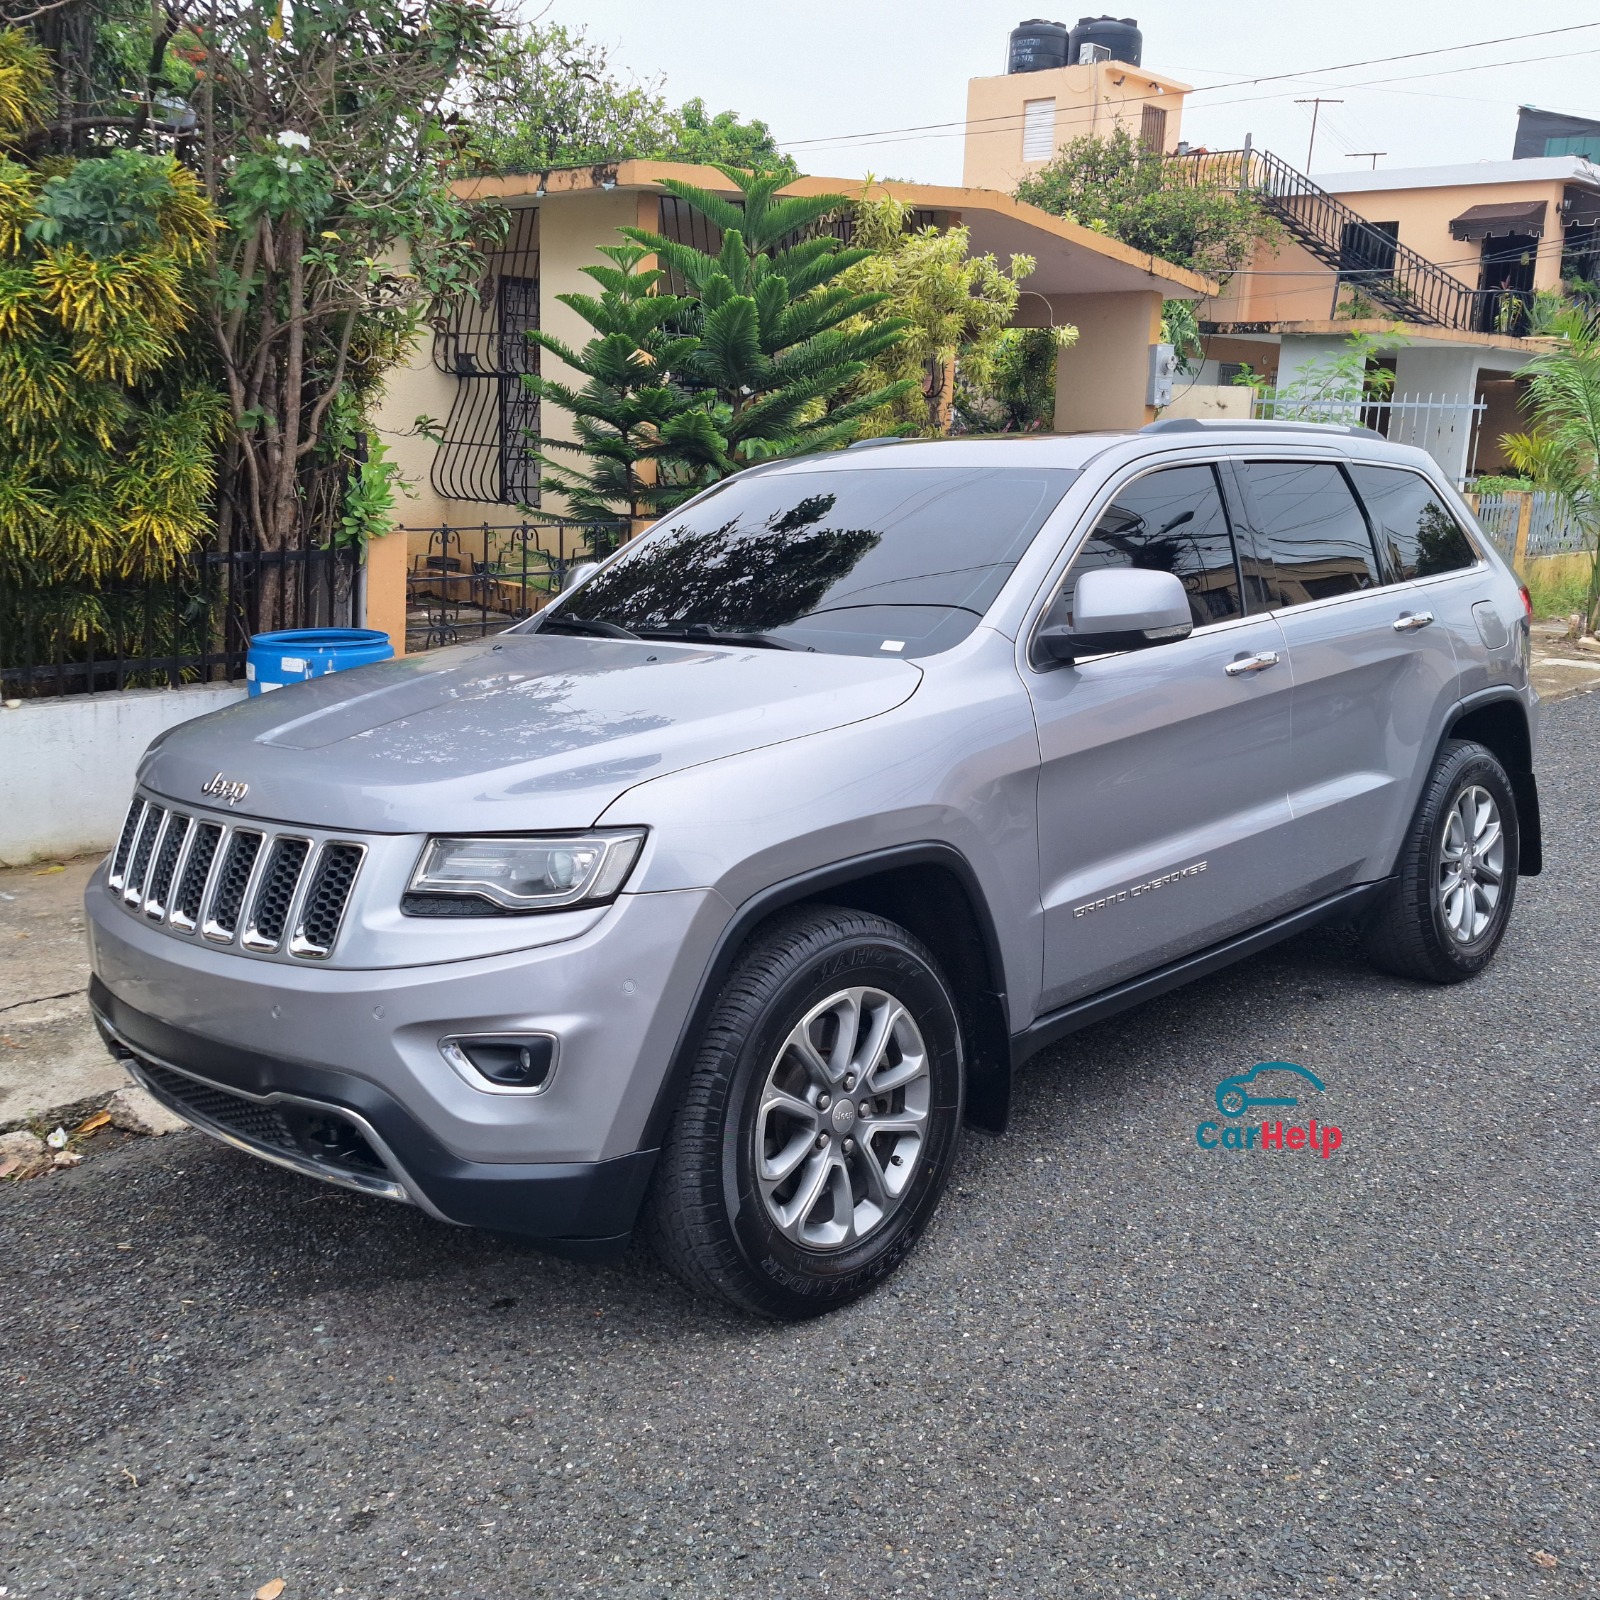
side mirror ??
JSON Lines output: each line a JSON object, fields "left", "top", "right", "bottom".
{"left": 1037, "top": 567, "right": 1193, "bottom": 664}
{"left": 563, "top": 561, "right": 601, "bottom": 593}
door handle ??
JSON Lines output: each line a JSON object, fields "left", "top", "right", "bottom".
{"left": 1224, "top": 650, "right": 1281, "bottom": 677}
{"left": 1393, "top": 611, "right": 1435, "bottom": 632}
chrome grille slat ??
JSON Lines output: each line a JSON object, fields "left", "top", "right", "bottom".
{"left": 241, "top": 837, "right": 312, "bottom": 952}
{"left": 171, "top": 822, "right": 224, "bottom": 931}
{"left": 108, "top": 799, "right": 145, "bottom": 890}
{"left": 122, "top": 806, "right": 166, "bottom": 904}
{"left": 290, "top": 842, "right": 366, "bottom": 959}
{"left": 144, "top": 814, "right": 192, "bottom": 919}
{"left": 108, "top": 791, "right": 365, "bottom": 962}
{"left": 203, "top": 829, "right": 265, "bottom": 942}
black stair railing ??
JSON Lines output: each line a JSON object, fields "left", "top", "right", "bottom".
{"left": 1172, "top": 148, "right": 1477, "bottom": 330}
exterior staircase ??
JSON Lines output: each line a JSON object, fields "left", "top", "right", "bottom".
{"left": 1174, "top": 147, "right": 1478, "bottom": 330}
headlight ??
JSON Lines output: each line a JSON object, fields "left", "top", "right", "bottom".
{"left": 404, "top": 829, "right": 646, "bottom": 915}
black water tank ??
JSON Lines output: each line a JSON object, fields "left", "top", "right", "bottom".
{"left": 1007, "top": 19, "right": 1070, "bottom": 73}
{"left": 1068, "top": 15, "right": 1142, "bottom": 66}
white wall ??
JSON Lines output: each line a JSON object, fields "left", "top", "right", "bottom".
{"left": 0, "top": 685, "right": 247, "bottom": 865}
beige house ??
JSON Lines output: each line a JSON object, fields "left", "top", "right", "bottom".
{"left": 962, "top": 55, "right": 1189, "bottom": 192}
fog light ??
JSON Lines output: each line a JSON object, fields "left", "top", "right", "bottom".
{"left": 441, "top": 1033, "right": 557, "bottom": 1094}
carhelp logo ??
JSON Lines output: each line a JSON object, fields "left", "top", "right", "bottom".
{"left": 1194, "top": 1060, "right": 1343, "bottom": 1159}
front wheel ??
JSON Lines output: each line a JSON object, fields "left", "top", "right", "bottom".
{"left": 1363, "top": 738, "right": 1519, "bottom": 984}
{"left": 644, "top": 905, "right": 965, "bottom": 1319}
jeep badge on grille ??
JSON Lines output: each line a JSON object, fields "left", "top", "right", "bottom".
{"left": 200, "top": 773, "right": 250, "bottom": 807}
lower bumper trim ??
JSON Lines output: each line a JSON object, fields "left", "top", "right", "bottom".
{"left": 88, "top": 976, "right": 659, "bottom": 1244}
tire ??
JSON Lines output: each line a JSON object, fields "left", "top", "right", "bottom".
{"left": 1363, "top": 738, "right": 1519, "bottom": 984}
{"left": 644, "top": 904, "right": 965, "bottom": 1320}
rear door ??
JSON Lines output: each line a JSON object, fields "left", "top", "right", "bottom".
{"left": 1025, "top": 460, "right": 1296, "bottom": 1013}
{"left": 1231, "top": 457, "right": 1461, "bottom": 897}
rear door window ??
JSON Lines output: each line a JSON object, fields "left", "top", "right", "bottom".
{"left": 1240, "top": 461, "right": 1382, "bottom": 606}
{"left": 1347, "top": 464, "right": 1479, "bottom": 580}
{"left": 1057, "top": 463, "right": 1244, "bottom": 629}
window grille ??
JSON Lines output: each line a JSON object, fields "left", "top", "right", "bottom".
{"left": 1140, "top": 105, "right": 1168, "bottom": 152}
{"left": 429, "top": 208, "right": 541, "bottom": 506}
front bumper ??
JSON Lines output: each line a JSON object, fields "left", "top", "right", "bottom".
{"left": 92, "top": 979, "right": 656, "bottom": 1252}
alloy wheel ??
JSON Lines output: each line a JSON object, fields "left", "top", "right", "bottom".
{"left": 1436, "top": 783, "right": 1504, "bottom": 944}
{"left": 753, "top": 986, "right": 930, "bottom": 1251}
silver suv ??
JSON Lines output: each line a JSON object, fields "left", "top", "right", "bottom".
{"left": 86, "top": 422, "right": 1540, "bottom": 1317}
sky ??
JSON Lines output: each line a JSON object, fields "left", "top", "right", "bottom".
{"left": 537, "top": 0, "right": 1600, "bottom": 184}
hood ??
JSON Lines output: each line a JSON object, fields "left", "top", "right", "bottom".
{"left": 140, "top": 633, "right": 921, "bottom": 833}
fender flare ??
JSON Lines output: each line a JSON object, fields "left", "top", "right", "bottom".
{"left": 1440, "top": 687, "right": 1542, "bottom": 876}
{"left": 640, "top": 842, "right": 1014, "bottom": 1149}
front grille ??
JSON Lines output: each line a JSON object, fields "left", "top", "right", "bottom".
{"left": 122, "top": 806, "right": 166, "bottom": 903}
{"left": 106, "top": 790, "right": 365, "bottom": 962}
{"left": 136, "top": 1060, "right": 391, "bottom": 1181}
{"left": 109, "top": 799, "right": 145, "bottom": 888}
{"left": 243, "top": 837, "right": 310, "bottom": 950}
{"left": 144, "top": 814, "right": 191, "bottom": 918}
{"left": 204, "top": 830, "right": 263, "bottom": 939}
{"left": 171, "top": 823, "right": 223, "bottom": 929}
{"left": 292, "top": 843, "right": 365, "bottom": 958}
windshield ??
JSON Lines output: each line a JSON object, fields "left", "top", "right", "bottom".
{"left": 539, "top": 464, "right": 1078, "bottom": 658}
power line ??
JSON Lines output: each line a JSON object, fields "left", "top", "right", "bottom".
{"left": 777, "top": 21, "right": 1600, "bottom": 152}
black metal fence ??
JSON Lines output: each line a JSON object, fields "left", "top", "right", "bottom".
{"left": 403, "top": 519, "right": 626, "bottom": 652}
{"left": 1, "top": 544, "right": 360, "bottom": 701}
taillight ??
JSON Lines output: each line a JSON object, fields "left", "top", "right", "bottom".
{"left": 1518, "top": 584, "right": 1533, "bottom": 618}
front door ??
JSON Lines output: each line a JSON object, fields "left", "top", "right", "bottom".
{"left": 1026, "top": 461, "right": 1297, "bottom": 1015}
{"left": 1232, "top": 458, "right": 1460, "bottom": 899}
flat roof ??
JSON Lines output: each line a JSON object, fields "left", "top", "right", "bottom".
{"left": 1201, "top": 319, "right": 1549, "bottom": 359}
{"left": 452, "top": 160, "right": 1217, "bottom": 300}
{"left": 1310, "top": 156, "right": 1600, "bottom": 195}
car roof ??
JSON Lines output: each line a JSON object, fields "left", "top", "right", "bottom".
{"left": 750, "top": 422, "right": 1439, "bottom": 477}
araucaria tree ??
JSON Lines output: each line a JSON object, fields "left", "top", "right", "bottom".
{"left": 529, "top": 166, "right": 915, "bottom": 519}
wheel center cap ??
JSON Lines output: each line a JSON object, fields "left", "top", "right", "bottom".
{"left": 830, "top": 1098, "right": 857, "bottom": 1133}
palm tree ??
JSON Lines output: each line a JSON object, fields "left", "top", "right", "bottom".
{"left": 1504, "top": 306, "right": 1600, "bottom": 637}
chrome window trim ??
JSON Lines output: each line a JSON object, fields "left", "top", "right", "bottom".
{"left": 241, "top": 835, "right": 314, "bottom": 953}
{"left": 94, "top": 1007, "right": 448, "bottom": 1220}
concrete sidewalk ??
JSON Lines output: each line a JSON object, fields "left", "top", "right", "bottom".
{"left": 0, "top": 855, "right": 123, "bottom": 1129}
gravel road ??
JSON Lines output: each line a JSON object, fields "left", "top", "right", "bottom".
{"left": 2, "top": 692, "right": 1595, "bottom": 1600}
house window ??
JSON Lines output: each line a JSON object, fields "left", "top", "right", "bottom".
{"left": 1023, "top": 99, "right": 1057, "bottom": 161}
{"left": 1140, "top": 104, "right": 1168, "bottom": 152}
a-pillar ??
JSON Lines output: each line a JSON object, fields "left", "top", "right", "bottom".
{"left": 1042, "top": 290, "right": 1165, "bottom": 433}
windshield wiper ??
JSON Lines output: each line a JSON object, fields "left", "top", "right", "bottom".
{"left": 537, "top": 614, "right": 640, "bottom": 640}
{"left": 637, "top": 627, "right": 795, "bottom": 651}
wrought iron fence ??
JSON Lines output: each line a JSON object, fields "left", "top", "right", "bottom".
{"left": 403, "top": 519, "right": 626, "bottom": 652}
{"left": 1, "top": 545, "right": 359, "bottom": 701}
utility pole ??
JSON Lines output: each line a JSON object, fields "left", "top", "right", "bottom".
{"left": 1347, "top": 150, "right": 1386, "bottom": 170}
{"left": 1294, "top": 98, "right": 1344, "bottom": 172}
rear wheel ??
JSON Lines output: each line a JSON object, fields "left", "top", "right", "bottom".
{"left": 1363, "top": 738, "right": 1519, "bottom": 984}
{"left": 644, "top": 905, "right": 965, "bottom": 1319}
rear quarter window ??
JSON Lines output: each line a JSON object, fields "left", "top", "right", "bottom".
{"left": 1347, "top": 464, "right": 1479, "bottom": 580}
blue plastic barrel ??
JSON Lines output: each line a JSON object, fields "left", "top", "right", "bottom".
{"left": 246, "top": 627, "right": 394, "bottom": 696}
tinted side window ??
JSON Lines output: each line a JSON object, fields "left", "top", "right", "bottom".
{"left": 1061, "top": 464, "right": 1243, "bottom": 628}
{"left": 1348, "top": 465, "right": 1478, "bottom": 580}
{"left": 1242, "top": 461, "right": 1381, "bottom": 605}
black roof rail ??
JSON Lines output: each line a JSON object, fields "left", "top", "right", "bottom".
{"left": 1140, "top": 417, "right": 1387, "bottom": 442}
{"left": 846, "top": 435, "right": 916, "bottom": 449}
